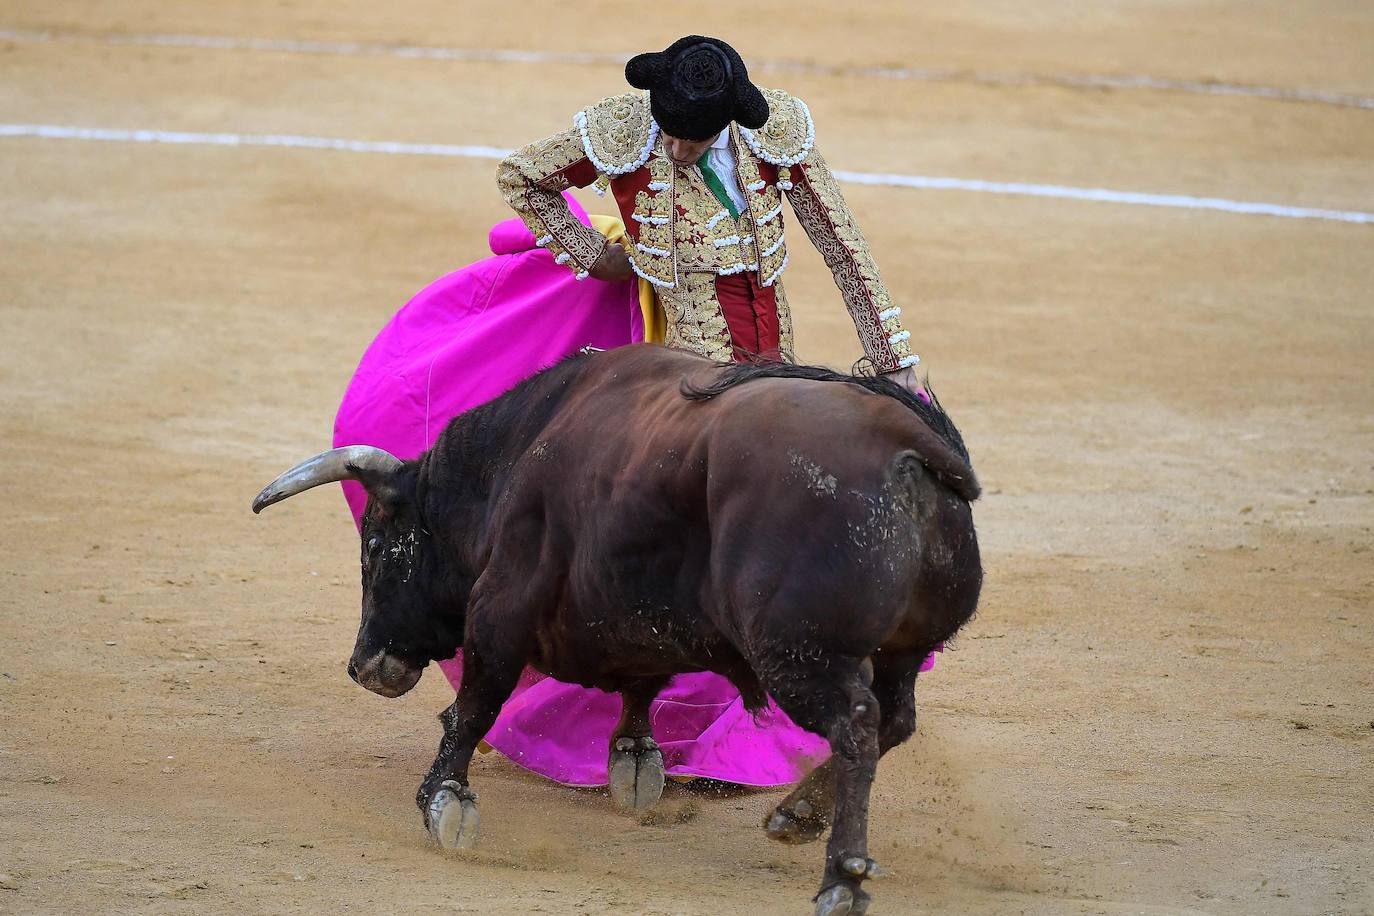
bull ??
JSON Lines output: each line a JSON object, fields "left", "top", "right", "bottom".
{"left": 252, "top": 344, "right": 982, "bottom": 915}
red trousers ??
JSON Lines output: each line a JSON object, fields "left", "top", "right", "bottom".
{"left": 715, "top": 272, "right": 781, "bottom": 362}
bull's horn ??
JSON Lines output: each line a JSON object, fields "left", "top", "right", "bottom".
{"left": 252, "top": 445, "right": 403, "bottom": 514}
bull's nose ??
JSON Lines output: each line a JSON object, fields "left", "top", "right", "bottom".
{"left": 349, "top": 650, "right": 423, "bottom": 698}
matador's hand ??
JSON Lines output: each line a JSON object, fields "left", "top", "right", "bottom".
{"left": 589, "top": 243, "right": 635, "bottom": 282}
{"left": 880, "top": 365, "right": 926, "bottom": 399}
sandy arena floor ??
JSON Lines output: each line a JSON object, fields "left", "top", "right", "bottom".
{"left": 1, "top": 2, "right": 1371, "bottom": 913}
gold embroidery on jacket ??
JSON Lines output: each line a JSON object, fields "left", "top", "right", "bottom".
{"left": 774, "top": 281, "right": 796, "bottom": 360}
{"left": 626, "top": 156, "right": 677, "bottom": 287}
{"left": 784, "top": 150, "right": 912, "bottom": 371}
{"left": 497, "top": 126, "right": 606, "bottom": 273}
{"left": 735, "top": 128, "right": 787, "bottom": 286}
{"left": 740, "top": 88, "right": 815, "bottom": 167}
{"left": 660, "top": 272, "right": 734, "bottom": 363}
{"left": 575, "top": 92, "right": 657, "bottom": 175}
{"left": 665, "top": 128, "right": 766, "bottom": 278}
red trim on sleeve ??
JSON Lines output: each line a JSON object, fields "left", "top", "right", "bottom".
{"left": 536, "top": 156, "right": 600, "bottom": 192}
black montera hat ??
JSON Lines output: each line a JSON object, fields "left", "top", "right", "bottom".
{"left": 625, "top": 36, "right": 770, "bottom": 141}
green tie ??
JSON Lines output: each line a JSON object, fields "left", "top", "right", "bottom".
{"left": 697, "top": 152, "right": 740, "bottom": 220}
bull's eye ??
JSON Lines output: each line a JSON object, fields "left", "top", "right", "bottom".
{"left": 367, "top": 535, "right": 381, "bottom": 553}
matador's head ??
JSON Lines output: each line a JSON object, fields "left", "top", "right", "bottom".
{"left": 625, "top": 36, "right": 769, "bottom": 154}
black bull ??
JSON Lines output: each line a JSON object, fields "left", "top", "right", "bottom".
{"left": 253, "top": 344, "right": 982, "bottom": 915}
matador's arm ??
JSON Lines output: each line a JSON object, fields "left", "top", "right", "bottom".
{"left": 783, "top": 148, "right": 918, "bottom": 374}
{"left": 496, "top": 126, "right": 609, "bottom": 278}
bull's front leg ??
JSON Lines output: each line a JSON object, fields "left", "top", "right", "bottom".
{"left": 607, "top": 680, "right": 667, "bottom": 812}
{"left": 416, "top": 646, "right": 522, "bottom": 851}
{"left": 417, "top": 699, "right": 483, "bottom": 850}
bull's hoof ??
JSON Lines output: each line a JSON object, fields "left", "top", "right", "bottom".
{"left": 814, "top": 883, "right": 870, "bottom": 916}
{"left": 608, "top": 736, "right": 664, "bottom": 812}
{"left": 426, "top": 780, "right": 479, "bottom": 850}
{"left": 765, "top": 798, "right": 829, "bottom": 845}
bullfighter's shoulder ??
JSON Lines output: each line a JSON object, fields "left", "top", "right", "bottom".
{"left": 573, "top": 92, "right": 657, "bottom": 176}
{"left": 739, "top": 88, "right": 816, "bottom": 167}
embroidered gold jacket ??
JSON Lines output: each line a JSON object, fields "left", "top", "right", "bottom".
{"left": 497, "top": 88, "right": 916, "bottom": 372}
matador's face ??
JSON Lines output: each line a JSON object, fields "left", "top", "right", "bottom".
{"left": 660, "top": 130, "right": 721, "bottom": 168}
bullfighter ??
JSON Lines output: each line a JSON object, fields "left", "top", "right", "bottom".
{"left": 498, "top": 34, "right": 921, "bottom": 386}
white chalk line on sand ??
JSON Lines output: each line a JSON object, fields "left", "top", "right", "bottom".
{"left": 3, "top": 123, "right": 1371, "bottom": 226}
{"left": 3, "top": 27, "right": 1372, "bottom": 112}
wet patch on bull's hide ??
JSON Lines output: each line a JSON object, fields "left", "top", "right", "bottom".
{"left": 788, "top": 449, "right": 838, "bottom": 497}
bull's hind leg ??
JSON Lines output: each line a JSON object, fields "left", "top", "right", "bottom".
{"left": 416, "top": 640, "right": 524, "bottom": 851}
{"left": 607, "top": 679, "right": 668, "bottom": 812}
{"left": 766, "top": 651, "right": 924, "bottom": 846}
{"left": 765, "top": 757, "right": 835, "bottom": 844}
{"left": 765, "top": 659, "right": 882, "bottom": 916}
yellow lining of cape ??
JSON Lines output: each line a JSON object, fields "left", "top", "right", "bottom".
{"left": 590, "top": 213, "right": 664, "bottom": 345}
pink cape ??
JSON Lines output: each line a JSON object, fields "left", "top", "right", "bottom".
{"left": 333, "top": 196, "right": 932, "bottom": 786}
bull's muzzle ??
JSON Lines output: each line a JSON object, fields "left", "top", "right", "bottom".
{"left": 348, "top": 650, "right": 423, "bottom": 698}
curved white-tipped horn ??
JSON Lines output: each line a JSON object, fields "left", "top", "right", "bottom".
{"left": 252, "top": 445, "right": 403, "bottom": 514}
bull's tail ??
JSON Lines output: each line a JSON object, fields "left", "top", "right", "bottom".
{"left": 893, "top": 434, "right": 980, "bottom": 504}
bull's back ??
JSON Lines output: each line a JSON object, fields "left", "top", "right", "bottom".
{"left": 532, "top": 348, "right": 970, "bottom": 544}
{"left": 498, "top": 346, "right": 979, "bottom": 670}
